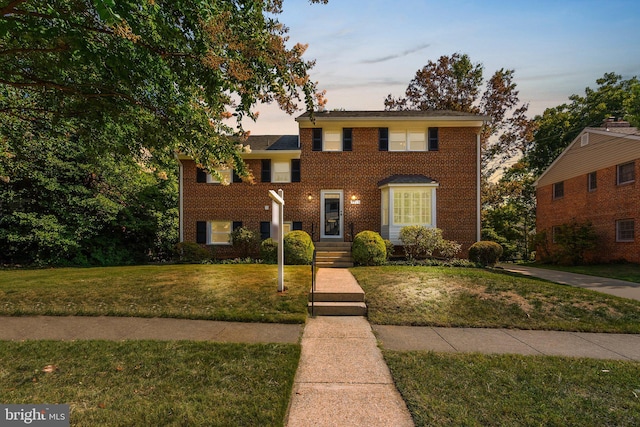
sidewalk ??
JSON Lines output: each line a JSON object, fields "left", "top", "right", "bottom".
{"left": 499, "top": 264, "right": 640, "bottom": 301}
{"left": 285, "top": 316, "right": 413, "bottom": 427}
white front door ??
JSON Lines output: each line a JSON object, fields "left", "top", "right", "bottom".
{"left": 321, "top": 190, "right": 343, "bottom": 239}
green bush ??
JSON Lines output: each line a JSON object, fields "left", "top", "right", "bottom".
{"left": 352, "top": 231, "right": 387, "bottom": 266}
{"left": 260, "top": 238, "right": 278, "bottom": 264}
{"left": 399, "top": 225, "right": 461, "bottom": 260}
{"left": 468, "top": 241, "right": 503, "bottom": 267}
{"left": 173, "top": 242, "right": 213, "bottom": 263}
{"left": 384, "top": 239, "right": 395, "bottom": 261}
{"left": 283, "top": 231, "right": 314, "bottom": 265}
{"left": 231, "top": 226, "right": 259, "bottom": 258}
{"left": 437, "top": 239, "right": 462, "bottom": 260}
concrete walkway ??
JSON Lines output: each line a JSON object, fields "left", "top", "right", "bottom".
{"left": 499, "top": 263, "right": 640, "bottom": 301}
{"left": 285, "top": 316, "right": 413, "bottom": 427}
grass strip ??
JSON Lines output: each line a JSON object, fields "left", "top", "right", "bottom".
{"left": 352, "top": 266, "right": 640, "bottom": 333}
{"left": 384, "top": 350, "right": 640, "bottom": 426}
{"left": 0, "top": 340, "right": 300, "bottom": 426}
{"left": 0, "top": 264, "right": 310, "bottom": 323}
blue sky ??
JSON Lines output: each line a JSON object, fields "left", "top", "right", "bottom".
{"left": 246, "top": 0, "right": 640, "bottom": 134}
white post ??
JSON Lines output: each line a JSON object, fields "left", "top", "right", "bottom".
{"left": 269, "top": 189, "right": 285, "bottom": 292}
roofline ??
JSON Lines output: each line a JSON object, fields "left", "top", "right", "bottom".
{"left": 533, "top": 126, "right": 640, "bottom": 187}
{"left": 296, "top": 111, "right": 490, "bottom": 123}
{"left": 378, "top": 182, "right": 440, "bottom": 189}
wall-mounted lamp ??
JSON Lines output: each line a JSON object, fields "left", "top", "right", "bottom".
{"left": 350, "top": 194, "right": 361, "bottom": 205}
{"left": 307, "top": 194, "right": 313, "bottom": 201}
{"left": 351, "top": 195, "right": 358, "bottom": 201}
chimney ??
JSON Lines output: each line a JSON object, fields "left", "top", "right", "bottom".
{"left": 602, "top": 116, "right": 631, "bottom": 130}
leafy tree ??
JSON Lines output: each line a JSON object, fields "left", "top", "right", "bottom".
{"left": 385, "top": 53, "right": 535, "bottom": 174}
{"left": 0, "top": 0, "right": 327, "bottom": 178}
{"left": 527, "top": 73, "right": 639, "bottom": 175}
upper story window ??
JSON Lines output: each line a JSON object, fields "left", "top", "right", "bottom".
{"left": 261, "top": 159, "right": 301, "bottom": 183}
{"left": 617, "top": 161, "right": 635, "bottom": 185}
{"left": 380, "top": 128, "right": 439, "bottom": 152}
{"left": 272, "top": 161, "right": 291, "bottom": 183}
{"left": 312, "top": 128, "right": 353, "bottom": 152}
{"left": 196, "top": 167, "right": 235, "bottom": 184}
{"left": 588, "top": 171, "right": 597, "bottom": 192}
{"left": 553, "top": 181, "right": 564, "bottom": 199}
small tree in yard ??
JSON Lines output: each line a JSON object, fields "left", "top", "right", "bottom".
{"left": 231, "top": 226, "right": 259, "bottom": 258}
{"left": 399, "top": 226, "right": 461, "bottom": 260}
{"left": 553, "top": 220, "right": 598, "bottom": 265}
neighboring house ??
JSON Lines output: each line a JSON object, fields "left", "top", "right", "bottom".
{"left": 535, "top": 119, "right": 640, "bottom": 263}
{"left": 178, "top": 110, "right": 486, "bottom": 257}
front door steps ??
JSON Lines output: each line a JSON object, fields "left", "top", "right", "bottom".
{"left": 314, "top": 241, "right": 353, "bottom": 268}
{"left": 308, "top": 268, "right": 367, "bottom": 316}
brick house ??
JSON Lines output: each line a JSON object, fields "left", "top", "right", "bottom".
{"left": 178, "top": 110, "right": 485, "bottom": 257}
{"left": 535, "top": 119, "right": 640, "bottom": 263}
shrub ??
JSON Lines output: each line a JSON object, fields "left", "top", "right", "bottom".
{"left": 384, "top": 239, "right": 395, "bottom": 261}
{"left": 352, "top": 231, "right": 387, "bottom": 266}
{"left": 260, "top": 238, "right": 278, "bottom": 264}
{"left": 283, "top": 231, "right": 314, "bottom": 265}
{"left": 437, "top": 239, "right": 462, "bottom": 260}
{"left": 553, "top": 220, "right": 598, "bottom": 265}
{"left": 399, "top": 226, "right": 461, "bottom": 260}
{"left": 468, "top": 241, "right": 503, "bottom": 267}
{"left": 173, "top": 242, "right": 213, "bottom": 263}
{"left": 230, "top": 226, "right": 259, "bottom": 258}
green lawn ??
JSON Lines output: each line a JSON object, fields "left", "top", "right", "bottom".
{"left": 0, "top": 340, "right": 300, "bottom": 427}
{"left": 0, "top": 264, "right": 310, "bottom": 323}
{"left": 351, "top": 266, "right": 640, "bottom": 333}
{"left": 523, "top": 262, "right": 640, "bottom": 283}
{"left": 384, "top": 351, "right": 640, "bottom": 426}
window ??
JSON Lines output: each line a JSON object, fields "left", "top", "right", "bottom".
{"left": 408, "top": 131, "right": 426, "bottom": 151}
{"left": 381, "top": 189, "right": 389, "bottom": 226}
{"left": 617, "top": 162, "right": 635, "bottom": 185}
{"left": 389, "top": 131, "right": 407, "bottom": 151}
{"left": 616, "top": 219, "right": 635, "bottom": 242}
{"left": 196, "top": 167, "right": 233, "bottom": 184}
{"left": 393, "top": 189, "right": 432, "bottom": 225}
{"left": 588, "top": 172, "right": 597, "bottom": 191}
{"left": 428, "top": 127, "right": 439, "bottom": 151}
{"left": 553, "top": 181, "right": 564, "bottom": 199}
{"left": 378, "top": 128, "right": 389, "bottom": 151}
{"left": 272, "top": 161, "right": 291, "bottom": 183}
{"left": 323, "top": 131, "right": 341, "bottom": 151}
{"left": 210, "top": 221, "right": 232, "bottom": 244}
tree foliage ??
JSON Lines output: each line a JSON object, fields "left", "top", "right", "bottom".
{"left": 385, "top": 53, "right": 536, "bottom": 174}
{"left": 527, "top": 73, "right": 640, "bottom": 175}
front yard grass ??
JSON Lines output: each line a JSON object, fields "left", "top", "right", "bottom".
{"left": 0, "top": 340, "right": 299, "bottom": 426}
{"left": 523, "top": 262, "right": 640, "bottom": 283}
{"left": 0, "top": 264, "right": 310, "bottom": 323}
{"left": 351, "top": 266, "right": 640, "bottom": 333}
{"left": 385, "top": 351, "right": 640, "bottom": 426}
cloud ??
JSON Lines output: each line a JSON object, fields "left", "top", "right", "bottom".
{"left": 361, "top": 43, "right": 431, "bottom": 64}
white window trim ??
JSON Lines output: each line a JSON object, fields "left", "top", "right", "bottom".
{"left": 379, "top": 183, "right": 439, "bottom": 244}
{"left": 208, "top": 220, "right": 232, "bottom": 245}
{"left": 323, "top": 130, "right": 342, "bottom": 152}
{"left": 388, "top": 130, "right": 428, "bottom": 152}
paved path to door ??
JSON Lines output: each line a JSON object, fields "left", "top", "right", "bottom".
{"left": 499, "top": 264, "right": 640, "bottom": 301}
{"left": 285, "top": 316, "right": 414, "bottom": 427}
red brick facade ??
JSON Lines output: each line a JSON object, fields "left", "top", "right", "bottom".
{"left": 536, "top": 160, "right": 640, "bottom": 263}
{"left": 179, "top": 111, "right": 482, "bottom": 258}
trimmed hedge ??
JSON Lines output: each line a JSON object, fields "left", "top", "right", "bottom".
{"left": 283, "top": 231, "right": 314, "bottom": 265}
{"left": 468, "top": 241, "right": 503, "bottom": 267}
{"left": 352, "top": 231, "right": 387, "bottom": 266}
{"left": 260, "top": 238, "right": 278, "bottom": 264}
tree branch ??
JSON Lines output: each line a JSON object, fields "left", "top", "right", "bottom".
{"left": 1, "top": 0, "right": 28, "bottom": 16}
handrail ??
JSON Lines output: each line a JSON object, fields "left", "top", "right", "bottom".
{"left": 310, "top": 249, "right": 317, "bottom": 317}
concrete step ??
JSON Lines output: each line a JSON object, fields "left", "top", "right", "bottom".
{"left": 316, "top": 261, "right": 354, "bottom": 268}
{"left": 307, "top": 301, "right": 367, "bottom": 316}
{"left": 315, "top": 242, "right": 352, "bottom": 250}
{"left": 309, "top": 290, "right": 365, "bottom": 302}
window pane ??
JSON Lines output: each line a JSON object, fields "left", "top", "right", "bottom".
{"left": 208, "top": 168, "right": 232, "bottom": 184}
{"left": 324, "top": 131, "right": 341, "bottom": 151}
{"left": 210, "top": 221, "right": 231, "bottom": 244}
{"left": 617, "top": 219, "right": 635, "bottom": 242}
{"left": 272, "top": 161, "right": 291, "bottom": 183}
{"left": 553, "top": 182, "right": 564, "bottom": 199}
{"left": 389, "top": 131, "right": 406, "bottom": 151}
{"left": 618, "top": 162, "right": 635, "bottom": 184}
{"left": 393, "top": 189, "right": 431, "bottom": 225}
{"left": 408, "top": 132, "right": 426, "bottom": 151}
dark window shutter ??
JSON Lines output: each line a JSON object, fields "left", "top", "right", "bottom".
{"left": 378, "top": 128, "right": 389, "bottom": 151}
{"left": 196, "top": 168, "right": 207, "bottom": 183}
{"left": 291, "top": 159, "right": 301, "bottom": 182}
{"left": 312, "top": 128, "right": 322, "bottom": 151}
{"left": 260, "top": 221, "right": 271, "bottom": 240}
{"left": 232, "top": 169, "right": 242, "bottom": 183}
{"left": 261, "top": 159, "right": 271, "bottom": 183}
{"left": 428, "top": 127, "right": 439, "bottom": 151}
{"left": 232, "top": 221, "right": 243, "bottom": 231}
{"left": 196, "top": 221, "right": 207, "bottom": 244}
{"left": 343, "top": 128, "right": 353, "bottom": 151}
{"left": 292, "top": 221, "right": 302, "bottom": 231}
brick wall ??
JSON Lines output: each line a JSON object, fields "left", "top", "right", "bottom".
{"left": 536, "top": 160, "right": 640, "bottom": 263}
{"left": 181, "top": 126, "right": 480, "bottom": 258}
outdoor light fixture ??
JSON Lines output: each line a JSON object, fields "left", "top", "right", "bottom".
{"left": 307, "top": 194, "right": 313, "bottom": 201}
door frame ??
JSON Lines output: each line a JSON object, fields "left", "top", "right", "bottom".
{"left": 320, "top": 189, "right": 344, "bottom": 240}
